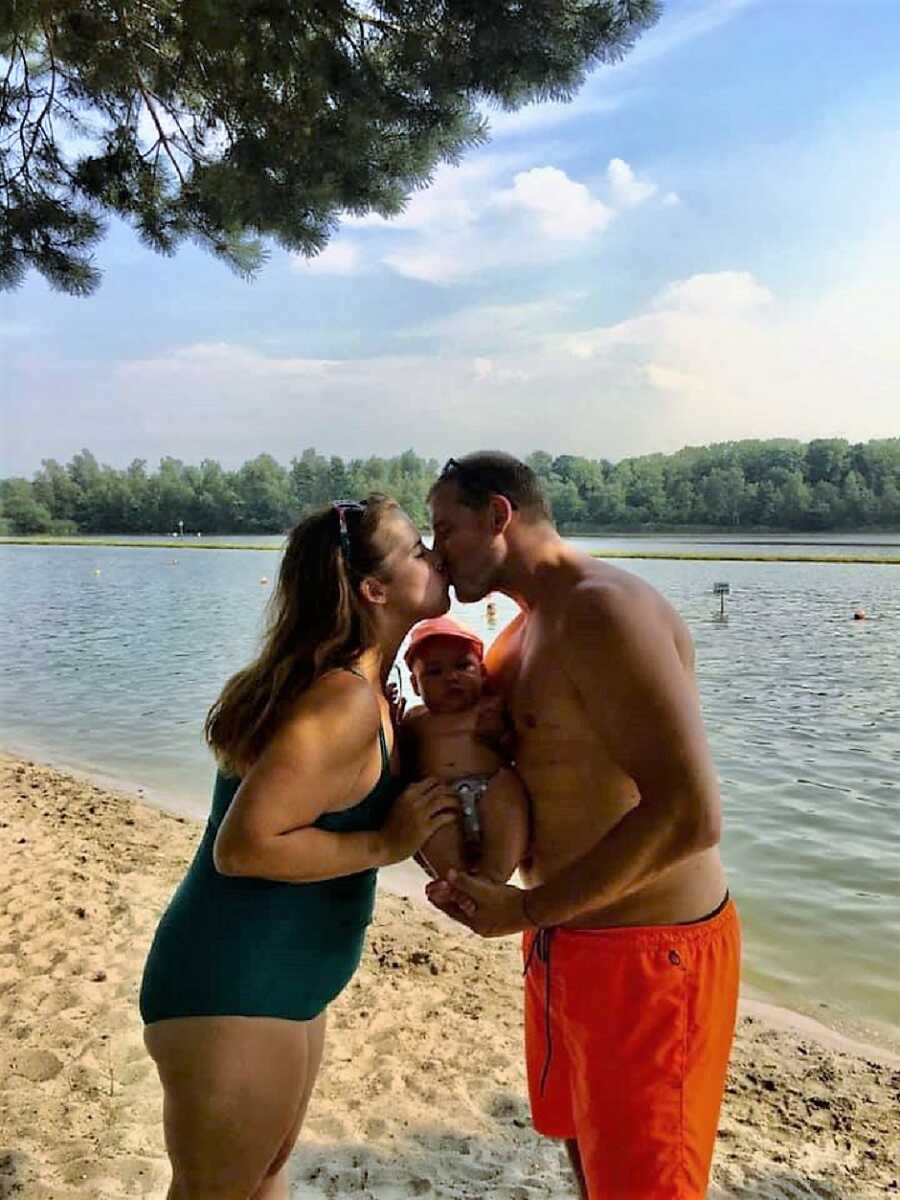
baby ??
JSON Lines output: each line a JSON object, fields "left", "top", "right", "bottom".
{"left": 400, "top": 616, "right": 530, "bottom": 884}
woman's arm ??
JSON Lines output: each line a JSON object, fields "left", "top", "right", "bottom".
{"left": 213, "top": 674, "right": 456, "bottom": 882}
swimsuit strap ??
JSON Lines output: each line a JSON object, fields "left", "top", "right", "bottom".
{"left": 344, "top": 667, "right": 390, "bottom": 772}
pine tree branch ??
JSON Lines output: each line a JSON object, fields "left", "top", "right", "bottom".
{"left": 112, "top": 3, "right": 186, "bottom": 187}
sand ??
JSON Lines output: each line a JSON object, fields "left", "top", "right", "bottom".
{"left": 1, "top": 753, "right": 897, "bottom": 1199}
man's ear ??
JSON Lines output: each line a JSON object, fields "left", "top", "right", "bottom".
{"left": 359, "top": 575, "right": 388, "bottom": 606}
{"left": 487, "top": 493, "right": 514, "bottom": 536}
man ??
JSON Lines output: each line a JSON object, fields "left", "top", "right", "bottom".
{"left": 426, "top": 452, "right": 740, "bottom": 1200}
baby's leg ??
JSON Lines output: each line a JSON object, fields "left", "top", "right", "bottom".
{"left": 478, "top": 768, "right": 530, "bottom": 884}
{"left": 418, "top": 776, "right": 493, "bottom": 878}
{"left": 418, "top": 819, "right": 467, "bottom": 881}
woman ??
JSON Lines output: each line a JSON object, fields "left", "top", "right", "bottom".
{"left": 140, "top": 496, "right": 457, "bottom": 1200}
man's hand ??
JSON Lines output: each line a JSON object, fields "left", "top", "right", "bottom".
{"left": 426, "top": 869, "right": 534, "bottom": 938}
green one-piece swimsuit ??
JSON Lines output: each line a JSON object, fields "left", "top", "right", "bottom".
{"left": 139, "top": 698, "right": 398, "bottom": 1024}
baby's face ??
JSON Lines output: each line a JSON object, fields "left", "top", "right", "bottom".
{"left": 411, "top": 637, "right": 484, "bottom": 715}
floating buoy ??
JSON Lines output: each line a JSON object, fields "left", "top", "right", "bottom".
{"left": 260, "top": 576, "right": 269, "bottom": 585}
{"left": 94, "top": 568, "right": 101, "bottom": 575}
{"left": 853, "top": 609, "right": 866, "bottom": 621}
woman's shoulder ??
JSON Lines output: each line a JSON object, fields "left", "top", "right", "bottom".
{"left": 279, "top": 669, "right": 381, "bottom": 744}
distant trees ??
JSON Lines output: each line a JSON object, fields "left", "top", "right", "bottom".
{"left": 2, "top": 438, "right": 899, "bottom": 536}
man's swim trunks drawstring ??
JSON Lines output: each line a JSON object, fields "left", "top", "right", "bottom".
{"left": 523, "top": 925, "right": 556, "bottom": 1096}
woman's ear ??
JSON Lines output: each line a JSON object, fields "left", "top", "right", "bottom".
{"left": 409, "top": 671, "right": 422, "bottom": 698}
{"left": 359, "top": 575, "right": 388, "bottom": 606}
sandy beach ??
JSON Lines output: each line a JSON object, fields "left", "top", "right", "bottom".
{"left": 1, "top": 753, "right": 897, "bottom": 1199}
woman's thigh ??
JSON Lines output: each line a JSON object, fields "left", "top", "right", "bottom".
{"left": 264, "top": 1009, "right": 328, "bottom": 1179}
{"left": 145, "top": 1013, "right": 323, "bottom": 1199}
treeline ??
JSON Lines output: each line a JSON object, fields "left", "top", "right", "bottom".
{"left": 1, "top": 438, "right": 899, "bottom": 536}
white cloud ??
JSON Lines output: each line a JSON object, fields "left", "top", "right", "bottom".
{"left": 607, "top": 158, "right": 658, "bottom": 209}
{"left": 381, "top": 246, "right": 468, "bottom": 285}
{"left": 123, "top": 343, "right": 333, "bottom": 379}
{"left": 653, "top": 271, "right": 773, "bottom": 313}
{"left": 662, "top": 192, "right": 681, "bottom": 208}
{"left": 103, "top": 249, "right": 898, "bottom": 471}
{"left": 344, "top": 156, "right": 517, "bottom": 235}
{"left": 547, "top": 260, "right": 899, "bottom": 446}
{"left": 377, "top": 162, "right": 622, "bottom": 282}
{"left": 291, "top": 240, "right": 362, "bottom": 276}
{"left": 492, "top": 167, "right": 615, "bottom": 239}
{"left": 340, "top": 153, "right": 669, "bottom": 284}
{"left": 411, "top": 295, "right": 581, "bottom": 351}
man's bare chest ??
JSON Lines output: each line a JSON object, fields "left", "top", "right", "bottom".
{"left": 496, "top": 620, "right": 585, "bottom": 739}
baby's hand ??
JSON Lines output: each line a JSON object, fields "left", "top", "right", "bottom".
{"left": 386, "top": 681, "right": 406, "bottom": 728}
{"left": 474, "top": 695, "right": 513, "bottom": 753}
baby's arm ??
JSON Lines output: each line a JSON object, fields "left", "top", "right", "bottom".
{"left": 477, "top": 768, "right": 530, "bottom": 884}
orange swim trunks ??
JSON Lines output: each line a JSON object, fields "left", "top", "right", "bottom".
{"left": 522, "top": 896, "right": 741, "bottom": 1200}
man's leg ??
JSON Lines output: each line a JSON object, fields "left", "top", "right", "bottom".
{"left": 565, "top": 1139, "right": 588, "bottom": 1200}
{"left": 521, "top": 930, "right": 579, "bottom": 1192}
{"left": 564, "top": 903, "right": 741, "bottom": 1198}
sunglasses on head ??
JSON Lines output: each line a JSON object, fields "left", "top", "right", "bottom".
{"left": 332, "top": 499, "right": 367, "bottom": 563}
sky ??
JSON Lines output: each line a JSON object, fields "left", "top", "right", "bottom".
{"left": 2, "top": 0, "right": 900, "bottom": 477}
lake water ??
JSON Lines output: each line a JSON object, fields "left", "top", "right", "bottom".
{"left": 1, "top": 537, "right": 898, "bottom": 1040}
{"left": 34, "top": 531, "right": 900, "bottom": 560}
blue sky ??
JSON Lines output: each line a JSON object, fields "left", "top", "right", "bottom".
{"left": 2, "top": 0, "right": 899, "bottom": 476}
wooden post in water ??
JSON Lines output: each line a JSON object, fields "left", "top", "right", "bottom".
{"left": 713, "top": 582, "right": 730, "bottom": 617}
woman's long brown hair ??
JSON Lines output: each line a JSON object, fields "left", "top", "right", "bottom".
{"left": 205, "top": 495, "right": 399, "bottom": 776}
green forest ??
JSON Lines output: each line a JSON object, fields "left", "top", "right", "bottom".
{"left": 2, "top": 438, "right": 898, "bottom": 536}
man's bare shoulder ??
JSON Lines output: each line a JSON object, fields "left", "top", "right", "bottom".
{"left": 493, "top": 609, "right": 526, "bottom": 645}
{"left": 563, "top": 563, "right": 688, "bottom": 649}
{"left": 484, "top": 608, "right": 526, "bottom": 672}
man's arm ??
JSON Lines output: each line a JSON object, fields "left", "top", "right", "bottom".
{"left": 524, "top": 579, "right": 721, "bottom": 927}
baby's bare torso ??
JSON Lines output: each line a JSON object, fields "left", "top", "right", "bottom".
{"left": 403, "top": 705, "right": 506, "bottom": 781}
{"left": 402, "top": 702, "right": 528, "bottom": 883}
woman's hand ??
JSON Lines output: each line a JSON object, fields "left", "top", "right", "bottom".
{"left": 379, "top": 778, "right": 458, "bottom": 865}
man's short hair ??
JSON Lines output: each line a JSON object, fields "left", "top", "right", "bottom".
{"left": 428, "top": 452, "right": 552, "bottom": 523}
